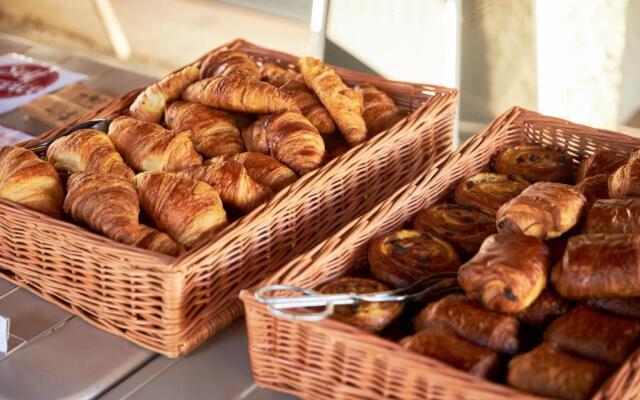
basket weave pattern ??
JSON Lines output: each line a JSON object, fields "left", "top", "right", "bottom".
{"left": 241, "top": 107, "right": 640, "bottom": 400}
{"left": 0, "top": 39, "right": 458, "bottom": 357}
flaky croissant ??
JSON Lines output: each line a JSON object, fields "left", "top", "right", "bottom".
{"left": 226, "top": 152, "right": 297, "bottom": 192}
{"left": 241, "top": 116, "right": 269, "bottom": 154}
{"left": 0, "top": 146, "right": 63, "bottom": 217}
{"left": 354, "top": 82, "right": 404, "bottom": 135}
{"left": 47, "top": 129, "right": 134, "bottom": 180}
{"left": 199, "top": 50, "right": 260, "bottom": 80}
{"left": 576, "top": 150, "right": 627, "bottom": 182}
{"left": 261, "top": 62, "right": 301, "bottom": 86}
{"left": 299, "top": 57, "right": 366, "bottom": 146}
{"left": 133, "top": 171, "right": 228, "bottom": 248}
{"left": 609, "top": 158, "right": 640, "bottom": 198}
{"left": 108, "top": 116, "right": 202, "bottom": 172}
{"left": 129, "top": 65, "right": 199, "bottom": 123}
{"left": 177, "top": 158, "right": 273, "bottom": 213}
{"left": 165, "top": 101, "right": 244, "bottom": 158}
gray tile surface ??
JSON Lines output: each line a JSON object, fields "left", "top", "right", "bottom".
{"left": 0, "top": 279, "right": 15, "bottom": 297}
{"left": 0, "top": 289, "right": 71, "bottom": 341}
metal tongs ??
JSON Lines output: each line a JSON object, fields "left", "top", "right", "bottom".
{"left": 255, "top": 272, "right": 461, "bottom": 321}
{"left": 26, "top": 119, "right": 112, "bottom": 155}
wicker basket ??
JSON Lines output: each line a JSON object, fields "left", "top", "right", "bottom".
{"left": 241, "top": 107, "right": 640, "bottom": 400}
{"left": 0, "top": 39, "right": 458, "bottom": 357}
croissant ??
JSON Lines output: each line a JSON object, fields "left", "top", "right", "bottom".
{"left": 182, "top": 75, "right": 297, "bottom": 114}
{"left": 0, "top": 146, "right": 63, "bottom": 217}
{"left": 226, "top": 152, "right": 297, "bottom": 192}
{"left": 298, "top": 57, "right": 366, "bottom": 146}
{"left": 177, "top": 158, "right": 273, "bottom": 213}
{"left": 576, "top": 150, "right": 627, "bottom": 182}
{"left": 453, "top": 172, "right": 530, "bottom": 215}
{"left": 516, "top": 288, "right": 570, "bottom": 329}
{"left": 199, "top": 50, "right": 260, "bottom": 80}
{"left": 496, "top": 182, "right": 586, "bottom": 239}
{"left": 493, "top": 144, "right": 575, "bottom": 183}
{"left": 320, "top": 277, "right": 404, "bottom": 332}
{"left": 575, "top": 173, "right": 609, "bottom": 209}
{"left": 507, "top": 343, "right": 612, "bottom": 400}
{"left": 585, "top": 198, "right": 640, "bottom": 234}
{"left": 354, "top": 82, "right": 404, "bottom": 135}
{"left": 587, "top": 297, "right": 640, "bottom": 319}
{"left": 164, "top": 101, "right": 244, "bottom": 158}
{"left": 108, "top": 116, "right": 202, "bottom": 172}
{"left": 46, "top": 129, "right": 134, "bottom": 180}
{"left": 241, "top": 116, "right": 269, "bottom": 154}
{"left": 368, "top": 229, "right": 460, "bottom": 288}
{"left": 260, "top": 62, "right": 301, "bottom": 86}
{"left": 458, "top": 233, "right": 550, "bottom": 314}
{"left": 609, "top": 158, "right": 640, "bottom": 198}
{"left": 129, "top": 65, "right": 199, "bottom": 123}
{"left": 133, "top": 171, "right": 228, "bottom": 248}
{"left": 133, "top": 224, "right": 184, "bottom": 256}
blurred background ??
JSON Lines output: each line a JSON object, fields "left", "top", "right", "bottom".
{"left": 0, "top": 0, "right": 638, "bottom": 141}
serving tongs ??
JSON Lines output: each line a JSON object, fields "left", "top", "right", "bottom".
{"left": 26, "top": 119, "right": 112, "bottom": 155}
{"left": 256, "top": 272, "right": 461, "bottom": 321}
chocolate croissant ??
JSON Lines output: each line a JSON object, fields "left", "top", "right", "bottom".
{"left": 545, "top": 305, "right": 640, "bottom": 365}
{"left": 47, "top": 129, "right": 134, "bottom": 180}
{"left": 164, "top": 101, "right": 244, "bottom": 158}
{"left": 354, "top": 82, "right": 404, "bottom": 135}
{"left": 176, "top": 158, "right": 273, "bottom": 213}
{"left": 458, "top": 233, "right": 550, "bottom": 314}
{"left": 587, "top": 297, "right": 640, "bottom": 319}
{"left": 552, "top": 233, "right": 640, "bottom": 299}
{"left": 199, "top": 50, "right": 260, "bottom": 80}
{"left": 493, "top": 144, "right": 575, "bottom": 183}
{"left": 320, "top": 277, "right": 404, "bottom": 332}
{"left": 453, "top": 172, "right": 530, "bottom": 216}
{"left": 400, "top": 328, "right": 499, "bottom": 378}
{"left": 415, "top": 294, "right": 521, "bottom": 354}
{"left": 585, "top": 198, "right": 640, "bottom": 234}
{"left": 575, "top": 173, "right": 609, "bottom": 209}
{"left": 0, "top": 146, "right": 63, "bottom": 218}
{"left": 182, "top": 75, "right": 297, "bottom": 114}
{"left": 576, "top": 150, "right": 627, "bottom": 182}
{"left": 368, "top": 229, "right": 460, "bottom": 288}
{"left": 298, "top": 56, "right": 366, "bottom": 146}
{"left": 516, "top": 288, "right": 570, "bottom": 329}
{"left": 507, "top": 343, "right": 612, "bottom": 400}
{"left": 496, "top": 182, "right": 586, "bottom": 239}
{"left": 133, "top": 171, "right": 228, "bottom": 248}
{"left": 108, "top": 116, "right": 203, "bottom": 172}
{"left": 609, "top": 158, "right": 640, "bottom": 198}
{"left": 413, "top": 203, "right": 496, "bottom": 258}
{"left": 227, "top": 152, "right": 297, "bottom": 192}
{"left": 129, "top": 65, "right": 199, "bottom": 123}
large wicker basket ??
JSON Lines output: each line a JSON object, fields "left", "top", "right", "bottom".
{"left": 0, "top": 39, "right": 458, "bottom": 357}
{"left": 241, "top": 107, "right": 640, "bottom": 400}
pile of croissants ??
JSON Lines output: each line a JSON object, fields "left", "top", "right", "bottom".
{"left": 320, "top": 143, "right": 640, "bottom": 400}
{"left": 0, "top": 50, "right": 405, "bottom": 256}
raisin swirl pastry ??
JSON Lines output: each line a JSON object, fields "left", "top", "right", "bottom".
{"left": 320, "top": 277, "right": 404, "bottom": 332}
{"left": 413, "top": 203, "right": 496, "bottom": 257}
{"left": 493, "top": 144, "right": 575, "bottom": 183}
{"left": 453, "top": 172, "right": 530, "bottom": 216}
{"left": 576, "top": 150, "right": 627, "bottom": 182}
{"left": 368, "top": 229, "right": 460, "bottom": 288}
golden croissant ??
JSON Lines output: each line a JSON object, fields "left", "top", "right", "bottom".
{"left": 226, "top": 152, "right": 297, "bottom": 192}
{"left": 242, "top": 116, "right": 269, "bottom": 154}
{"left": 133, "top": 171, "right": 228, "bottom": 248}
{"left": 200, "top": 50, "right": 260, "bottom": 80}
{"left": 129, "top": 65, "right": 200, "bottom": 123}
{"left": 354, "top": 82, "right": 404, "bottom": 135}
{"left": 165, "top": 101, "right": 245, "bottom": 158}
{"left": 298, "top": 56, "right": 366, "bottom": 145}
{"left": 108, "top": 116, "right": 202, "bottom": 172}
{"left": 47, "top": 128, "right": 134, "bottom": 180}
{"left": 0, "top": 145, "right": 63, "bottom": 217}
{"left": 261, "top": 62, "right": 302, "bottom": 86}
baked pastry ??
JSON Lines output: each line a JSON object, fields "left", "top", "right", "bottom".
{"left": 64, "top": 172, "right": 183, "bottom": 256}
{"left": 496, "top": 182, "right": 586, "bottom": 239}
{"left": 453, "top": 172, "right": 530, "bottom": 216}
{"left": 199, "top": 50, "right": 260, "bottom": 80}
{"left": 545, "top": 305, "right": 640, "bottom": 364}
{"left": 298, "top": 56, "right": 367, "bottom": 146}
{"left": 182, "top": 75, "right": 297, "bottom": 114}
{"left": 575, "top": 173, "right": 609, "bottom": 209}
{"left": 46, "top": 129, "right": 134, "bottom": 180}
{"left": 241, "top": 116, "right": 269, "bottom": 154}
{"left": 552, "top": 233, "right": 640, "bottom": 299}
{"left": 507, "top": 343, "right": 612, "bottom": 400}
{"left": 587, "top": 298, "right": 640, "bottom": 319}
{"left": 354, "top": 82, "right": 404, "bottom": 135}
{"left": 516, "top": 288, "right": 570, "bottom": 329}
{"left": 129, "top": 65, "right": 199, "bottom": 123}
{"left": 493, "top": 144, "right": 575, "bottom": 183}
{"left": 0, "top": 146, "right": 63, "bottom": 218}
{"left": 576, "top": 150, "right": 627, "bottom": 182}
{"left": 108, "top": 116, "right": 203, "bottom": 172}
{"left": 226, "top": 152, "right": 297, "bottom": 192}
{"left": 415, "top": 294, "right": 520, "bottom": 353}
{"left": 400, "top": 328, "right": 499, "bottom": 378}
{"left": 164, "top": 101, "right": 244, "bottom": 158}
{"left": 584, "top": 198, "right": 640, "bottom": 234}
{"left": 609, "top": 158, "right": 640, "bottom": 198}
{"left": 412, "top": 203, "right": 496, "bottom": 258}
{"left": 369, "top": 229, "right": 460, "bottom": 288}
{"left": 323, "top": 132, "right": 351, "bottom": 160}
{"left": 458, "top": 233, "right": 550, "bottom": 314}
{"left": 320, "top": 277, "right": 404, "bottom": 332}
{"left": 176, "top": 158, "right": 273, "bottom": 213}
{"left": 133, "top": 171, "right": 228, "bottom": 248}
{"left": 260, "top": 62, "right": 300, "bottom": 86}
